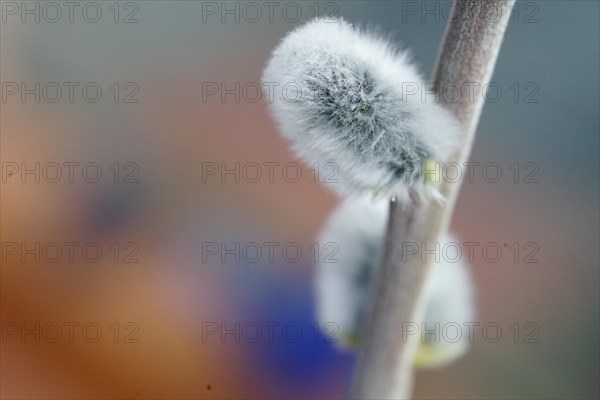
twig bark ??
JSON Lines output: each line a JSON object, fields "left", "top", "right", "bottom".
{"left": 349, "top": 1, "right": 516, "bottom": 399}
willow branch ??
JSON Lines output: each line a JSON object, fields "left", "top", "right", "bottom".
{"left": 349, "top": 1, "right": 516, "bottom": 399}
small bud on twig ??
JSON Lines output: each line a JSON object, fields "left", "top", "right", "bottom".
{"left": 263, "top": 19, "right": 460, "bottom": 202}
{"left": 315, "top": 196, "right": 474, "bottom": 369}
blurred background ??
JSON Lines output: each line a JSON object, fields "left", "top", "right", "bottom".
{"left": 1, "top": 0, "right": 598, "bottom": 399}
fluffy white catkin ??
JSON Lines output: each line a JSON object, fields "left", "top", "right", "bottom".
{"left": 262, "top": 19, "right": 460, "bottom": 201}
{"left": 315, "top": 196, "right": 474, "bottom": 368}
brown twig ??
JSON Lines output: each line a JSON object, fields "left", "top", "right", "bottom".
{"left": 349, "top": 1, "right": 517, "bottom": 398}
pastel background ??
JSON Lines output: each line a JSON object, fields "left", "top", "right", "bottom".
{"left": 1, "top": 1, "right": 598, "bottom": 399}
